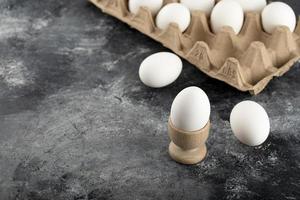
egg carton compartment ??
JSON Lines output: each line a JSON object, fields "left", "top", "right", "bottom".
{"left": 90, "top": 0, "right": 300, "bottom": 95}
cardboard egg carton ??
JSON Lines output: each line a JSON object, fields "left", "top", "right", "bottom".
{"left": 90, "top": 0, "right": 300, "bottom": 94}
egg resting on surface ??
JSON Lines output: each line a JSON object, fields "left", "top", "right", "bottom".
{"left": 230, "top": 101, "right": 270, "bottom": 146}
{"left": 210, "top": 0, "right": 244, "bottom": 34}
{"left": 139, "top": 52, "right": 182, "bottom": 88}
{"left": 128, "top": 0, "right": 163, "bottom": 15}
{"left": 262, "top": 2, "right": 296, "bottom": 34}
{"left": 180, "top": 0, "right": 215, "bottom": 16}
{"left": 156, "top": 3, "right": 191, "bottom": 32}
{"left": 231, "top": 0, "right": 266, "bottom": 12}
{"left": 170, "top": 86, "right": 210, "bottom": 132}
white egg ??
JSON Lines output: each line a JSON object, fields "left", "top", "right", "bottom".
{"left": 170, "top": 86, "right": 210, "bottom": 132}
{"left": 156, "top": 3, "right": 191, "bottom": 32}
{"left": 231, "top": 0, "right": 266, "bottom": 12}
{"left": 230, "top": 101, "right": 270, "bottom": 146}
{"left": 139, "top": 52, "right": 182, "bottom": 88}
{"left": 262, "top": 2, "right": 296, "bottom": 34}
{"left": 128, "top": 0, "right": 163, "bottom": 15}
{"left": 180, "top": 0, "right": 215, "bottom": 16}
{"left": 210, "top": 0, "right": 244, "bottom": 34}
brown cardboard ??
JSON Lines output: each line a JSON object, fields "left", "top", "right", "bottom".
{"left": 168, "top": 119, "right": 210, "bottom": 165}
{"left": 89, "top": 0, "right": 300, "bottom": 95}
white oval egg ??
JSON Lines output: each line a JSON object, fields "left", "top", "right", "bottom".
{"left": 262, "top": 2, "right": 296, "bottom": 34}
{"left": 170, "top": 86, "right": 210, "bottom": 132}
{"left": 156, "top": 3, "right": 191, "bottom": 32}
{"left": 139, "top": 52, "right": 182, "bottom": 88}
{"left": 210, "top": 0, "right": 244, "bottom": 34}
{"left": 232, "top": 0, "right": 266, "bottom": 12}
{"left": 230, "top": 101, "right": 270, "bottom": 146}
{"left": 180, "top": 0, "right": 215, "bottom": 16}
{"left": 128, "top": 0, "right": 163, "bottom": 15}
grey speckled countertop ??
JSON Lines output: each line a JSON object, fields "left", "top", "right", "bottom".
{"left": 0, "top": 0, "right": 299, "bottom": 200}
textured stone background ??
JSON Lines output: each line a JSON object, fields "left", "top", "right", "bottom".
{"left": 0, "top": 0, "right": 299, "bottom": 199}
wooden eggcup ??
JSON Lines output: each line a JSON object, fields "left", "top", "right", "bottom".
{"left": 168, "top": 118, "right": 210, "bottom": 165}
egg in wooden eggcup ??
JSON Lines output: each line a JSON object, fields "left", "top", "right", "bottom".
{"left": 168, "top": 86, "right": 211, "bottom": 165}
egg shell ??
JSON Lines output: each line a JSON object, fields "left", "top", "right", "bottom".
{"left": 262, "top": 2, "right": 296, "bottom": 34}
{"left": 139, "top": 52, "right": 182, "bottom": 88}
{"left": 210, "top": 0, "right": 244, "bottom": 34}
{"left": 232, "top": 0, "right": 266, "bottom": 12}
{"left": 170, "top": 86, "right": 210, "bottom": 132}
{"left": 180, "top": 0, "right": 215, "bottom": 16}
{"left": 128, "top": 0, "right": 163, "bottom": 15}
{"left": 230, "top": 101, "right": 270, "bottom": 146}
{"left": 156, "top": 3, "right": 191, "bottom": 32}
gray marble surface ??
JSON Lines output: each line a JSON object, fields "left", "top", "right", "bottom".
{"left": 0, "top": 0, "right": 299, "bottom": 199}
